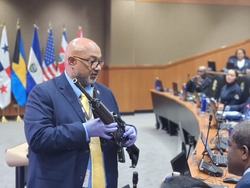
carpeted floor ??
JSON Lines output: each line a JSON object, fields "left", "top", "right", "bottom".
{"left": 0, "top": 113, "right": 179, "bottom": 188}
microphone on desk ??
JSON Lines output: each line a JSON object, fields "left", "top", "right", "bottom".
{"left": 187, "top": 73, "right": 190, "bottom": 82}
{"left": 132, "top": 171, "right": 138, "bottom": 188}
{"left": 177, "top": 76, "right": 183, "bottom": 83}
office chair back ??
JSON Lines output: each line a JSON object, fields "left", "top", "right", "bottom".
{"left": 207, "top": 74, "right": 225, "bottom": 100}
{"left": 237, "top": 75, "right": 250, "bottom": 103}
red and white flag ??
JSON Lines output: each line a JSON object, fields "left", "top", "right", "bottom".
{"left": 77, "top": 26, "right": 83, "bottom": 38}
{"left": 57, "top": 28, "right": 68, "bottom": 75}
{"left": 0, "top": 26, "right": 11, "bottom": 109}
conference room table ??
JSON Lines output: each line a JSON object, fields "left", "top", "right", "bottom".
{"left": 151, "top": 89, "right": 240, "bottom": 188}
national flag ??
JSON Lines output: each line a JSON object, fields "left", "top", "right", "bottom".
{"left": 11, "top": 27, "right": 27, "bottom": 107}
{"left": 26, "top": 25, "right": 42, "bottom": 95}
{"left": 0, "top": 26, "right": 11, "bottom": 109}
{"left": 77, "top": 26, "right": 83, "bottom": 38}
{"left": 57, "top": 27, "right": 68, "bottom": 75}
{"left": 42, "top": 27, "right": 56, "bottom": 81}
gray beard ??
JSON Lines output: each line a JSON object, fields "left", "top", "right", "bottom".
{"left": 73, "top": 70, "right": 96, "bottom": 87}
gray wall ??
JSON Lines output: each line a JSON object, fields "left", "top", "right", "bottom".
{"left": 1, "top": 0, "right": 250, "bottom": 66}
{"left": 0, "top": 0, "right": 106, "bottom": 62}
{"left": 110, "top": 1, "right": 250, "bottom": 65}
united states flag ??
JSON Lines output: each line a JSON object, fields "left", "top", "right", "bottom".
{"left": 42, "top": 28, "right": 56, "bottom": 81}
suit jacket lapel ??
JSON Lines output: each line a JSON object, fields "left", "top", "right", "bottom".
{"left": 56, "top": 73, "right": 85, "bottom": 122}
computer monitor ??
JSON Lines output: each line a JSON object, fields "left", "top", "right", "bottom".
{"left": 172, "top": 82, "right": 178, "bottom": 96}
{"left": 182, "top": 85, "right": 187, "bottom": 101}
{"left": 155, "top": 79, "right": 164, "bottom": 92}
{"left": 170, "top": 150, "right": 191, "bottom": 177}
{"left": 209, "top": 99, "right": 223, "bottom": 127}
{"left": 200, "top": 132, "right": 215, "bottom": 162}
{"left": 208, "top": 61, "right": 216, "bottom": 71}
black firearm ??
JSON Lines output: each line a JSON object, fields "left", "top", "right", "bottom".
{"left": 73, "top": 78, "right": 139, "bottom": 168}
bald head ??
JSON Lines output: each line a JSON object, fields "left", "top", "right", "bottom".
{"left": 65, "top": 38, "right": 101, "bottom": 66}
{"left": 197, "top": 66, "right": 207, "bottom": 78}
{"left": 65, "top": 37, "right": 102, "bottom": 86}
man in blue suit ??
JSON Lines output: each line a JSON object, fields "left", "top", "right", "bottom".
{"left": 24, "top": 38, "right": 137, "bottom": 188}
{"left": 227, "top": 120, "right": 250, "bottom": 188}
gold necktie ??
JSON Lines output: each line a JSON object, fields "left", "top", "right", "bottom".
{"left": 80, "top": 93, "right": 105, "bottom": 188}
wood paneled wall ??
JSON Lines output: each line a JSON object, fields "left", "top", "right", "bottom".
{"left": 2, "top": 39, "right": 250, "bottom": 117}
{"left": 135, "top": 0, "right": 250, "bottom": 6}
{"left": 98, "top": 39, "right": 250, "bottom": 113}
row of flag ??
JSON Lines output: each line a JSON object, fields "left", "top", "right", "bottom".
{"left": 0, "top": 25, "right": 83, "bottom": 109}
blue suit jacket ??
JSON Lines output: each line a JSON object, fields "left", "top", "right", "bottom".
{"left": 24, "top": 73, "right": 121, "bottom": 188}
{"left": 235, "top": 172, "right": 250, "bottom": 188}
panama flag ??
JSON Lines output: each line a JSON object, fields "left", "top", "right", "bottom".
{"left": 26, "top": 25, "right": 42, "bottom": 95}
{"left": 57, "top": 27, "right": 68, "bottom": 75}
{"left": 42, "top": 27, "right": 56, "bottom": 81}
{"left": 11, "top": 27, "right": 27, "bottom": 107}
{"left": 0, "top": 26, "right": 11, "bottom": 109}
{"left": 77, "top": 26, "right": 83, "bottom": 38}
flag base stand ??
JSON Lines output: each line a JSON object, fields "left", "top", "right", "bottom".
{"left": 16, "top": 115, "right": 23, "bottom": 122}
{"left": 1, "top": 116, "right": 8, "bottom": 122}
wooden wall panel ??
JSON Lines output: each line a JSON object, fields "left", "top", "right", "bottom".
{"left": 102, "top": 39, "right": 250, "bottom": 113}
{"left": 135, "top": 0, "right": 250, "bottom": 6}
{"left": 106, "top": 66, "right": 136, "bottom": 112}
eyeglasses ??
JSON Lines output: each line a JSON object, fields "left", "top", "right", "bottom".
{"left": 73, "top": 56, "right": 104, "bottom": 69}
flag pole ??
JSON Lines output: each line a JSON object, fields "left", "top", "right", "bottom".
{"left": 0, "top": 20, "right": 5, "bottom": 27}
{"left": 1, "top": 109, "right": 8, "bottom": 122}
{"left": 16, "top": 105, "right": 23, "bottom": 122}
{"left": 14, "top": 104, "right": 23, "bottom": 122}
{"left": 16, "top": 18, "right": 20, "bottom": 29}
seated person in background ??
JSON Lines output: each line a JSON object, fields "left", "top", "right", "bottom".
{"left": 160, "top": 176, "right": 210, "bottom": 188}
{"left": 219, "top": 69, "right": 242, "bottom": 105}
{"left": 225, "top": 48, "right": 250, "bottom": 74}
{"left": 186, "top": 66, "right": 211, "bottom": 96}
{"left": 227, "top": 120, "right": 250, "bottom": 188}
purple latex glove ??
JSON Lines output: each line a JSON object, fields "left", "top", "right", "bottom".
{"left": 85, "top": 118, "right": 117, "bottom": 139}
{"left": 123, "top": 126, "right": 137, "bottom": 147}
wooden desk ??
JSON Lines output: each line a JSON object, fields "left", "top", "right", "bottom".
{"left": 151, "top": 89, "right": 240, "bottom": 187}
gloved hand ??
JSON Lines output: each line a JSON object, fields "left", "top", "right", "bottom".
{"left": 225, "top": 106, "right": 230, "bottom": 111}
{"left": 85, "top": 118, "right": 117, "bottom": 139}
{"left": 123, "top": 126, "right": 137, "bottom": 147}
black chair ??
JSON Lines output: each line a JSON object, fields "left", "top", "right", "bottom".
{"left": 207, "top": 74, "right": 225, "bottom": 100}
{"left": 237, "top": 76, "right": 250, "bottom": 103}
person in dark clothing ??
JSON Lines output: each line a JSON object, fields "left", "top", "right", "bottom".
{"left": 227, "top": 120, "right": 250, "bottom": 188}
{"left": 225, "top": 48, "right": 250, "bottom": 74}
{"left": 224, "top": 96, "right": 250, "bottom": 113}
{"left": 186, "top": 66, "right": 211, "bottom": 96}
{"left": 219, "top": 69, "right": 242, "bottom": 105}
